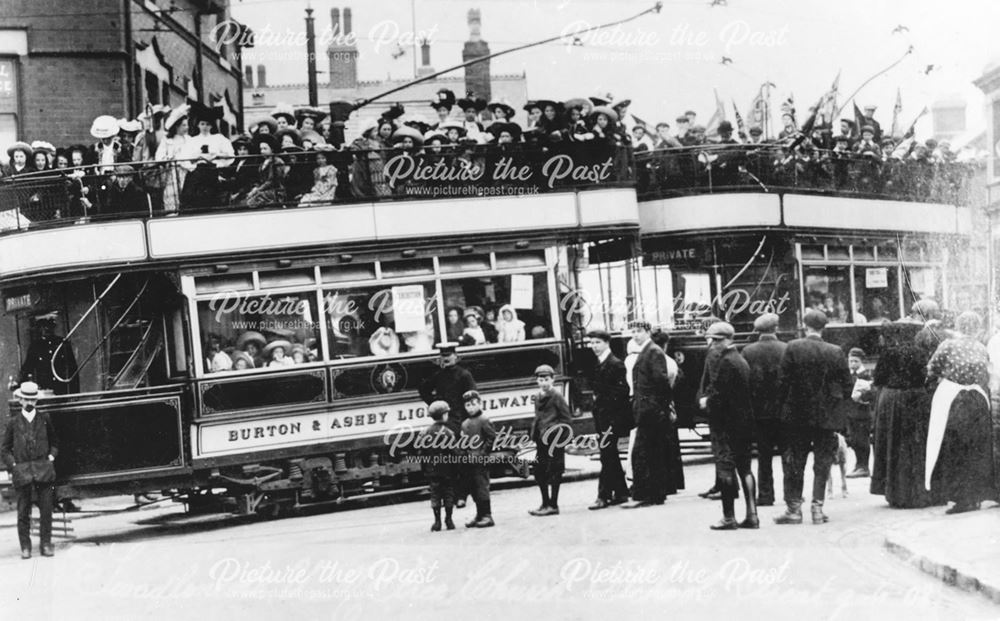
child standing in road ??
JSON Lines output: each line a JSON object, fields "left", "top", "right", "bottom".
{"left": 529, "top": 365, "right": 572, "bottom": 517}
{"left": 461, "top": 390, "right": 496, "bottom": 528}
{"left": 419, "top": 401, "right": 456, "bottom": 531}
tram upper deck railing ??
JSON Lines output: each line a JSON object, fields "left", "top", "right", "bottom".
{"left": 634, "top": 144, "right": 976, "bottom": 205}
{"left": 0, "top": 142, "right": 976, "bottom": 236}
{"left": 0, "top": 141, "right": 634, "bottom": 233}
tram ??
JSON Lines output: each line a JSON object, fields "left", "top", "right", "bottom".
{"left": 0, "top": 141, "right": 638, "bottom": 514}
{"left": 577, "top": 146, "right": 980, "bottom": 427}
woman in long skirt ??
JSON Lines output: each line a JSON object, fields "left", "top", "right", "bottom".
{"left": 870, "top": 323, "right": 947, "bottom": 508}
{"left": 926, "top": 312, "right": 996, "bottom": 514}
{"left": 154, "top": 105, "right": 190, "bottom": 213}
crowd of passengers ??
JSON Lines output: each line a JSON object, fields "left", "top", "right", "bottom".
{"left": 0, "top": 92, "right": 980, "bottom": 224}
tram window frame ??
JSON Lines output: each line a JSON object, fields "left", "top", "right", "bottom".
{"left": 852, "top": 265, "right": 902, "bottom": 323}
{"left": 803, "top": 265, "right": 857, "bottom": 325}
{"left": 322, "top": 279, "right": 441, "bottom": 361}
{"left": 195, "top": 289, "right": 323, "bottom": 375}
{"left": 439, "top": 270, "right": 555, "bottom": 347}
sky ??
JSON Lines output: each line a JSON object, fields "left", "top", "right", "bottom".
{"left": 230, "top": 0, "right": 1000, "bottom": 137}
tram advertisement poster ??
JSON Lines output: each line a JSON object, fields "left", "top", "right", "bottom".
{"left": 390, "top": 284, "right": 427, "bottom": 333}
{"left": 865, "top": 268, "right": 889, "bottom": 288}
{"left": 510, "top": 274, "right": 534, "bottom": 309}
{"left": 194, "top": 385, "right": 558, "bottom": 458}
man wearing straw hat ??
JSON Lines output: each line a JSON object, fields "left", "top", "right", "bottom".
{"left": 2, "top": 381, "right": 59, "bottom": 559}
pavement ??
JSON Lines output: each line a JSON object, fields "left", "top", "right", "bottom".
{"left": 1, "top": 448, "right": 999, "bottom": 618}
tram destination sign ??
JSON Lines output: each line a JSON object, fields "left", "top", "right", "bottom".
{"left": 194, "top": 385, "right": 559, "bottom": 458}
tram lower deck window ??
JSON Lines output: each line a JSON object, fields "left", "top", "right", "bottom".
{"left": 441, "top": 273, "right": 552, "bottom": 345}
{"left": 197, "top": 292, "right": 320, "bottom": 373}
{"left": 325, "top": 282, "right": 439, "bottom": 359}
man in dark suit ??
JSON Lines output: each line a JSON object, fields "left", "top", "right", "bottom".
{"left": 700, "top": 322, "right": 758, "bottom": 530}
{"left": 2, "top": 382, "right": 59, "bottom": 559}
{"left": 622, "top": 321, "right": 673, "bottom": 509}
{"left": 741, "top": 313, "right": 787, "bottom": 506}
{"left": 586, "top": 329, "right": 630, "bottom": 510}
{"left": 775, "top": 309, "right": 854, "bottom": 525}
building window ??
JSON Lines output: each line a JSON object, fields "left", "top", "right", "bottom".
{"left": 0, "top": 57, "right": 19, "bottom": 151}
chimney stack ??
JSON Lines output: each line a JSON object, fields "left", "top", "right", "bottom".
{"left": 462, "top": 9, "right": 491, "bottom": 101}
{"left": 331, "top": 8, "right": 340, "bottom": 36}
{"left": 344, "top": 8, "right": 352, "bottom": 36}
{"left": 417, "top": 38, "right": 434, "bottom": 77}
{"left": 257, "top": 64, "right": 267, "bottom": 88}
{"left": 244, "top": 65, "right": 254, "bottom": 86}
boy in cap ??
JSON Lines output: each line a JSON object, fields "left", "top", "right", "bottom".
{"left": 529, "top": 364, "right": 572, "bottom": 516}
{"left": 845, "top": 348, "right": 873, "bottom": 478}
{"left": 461, "top": 390, "right": 496, "bottom": 528}
{"left": 699, "top": 322, "right": 758, "bottom": 529}
{"left": 2, "top": 382, "right": 59, "bottom": 558}
{"left": 419, "top": 401, "right": 457, "bottom": 531}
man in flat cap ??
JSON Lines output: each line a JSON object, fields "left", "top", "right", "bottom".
{"left": 622, "top": 321, "right": 673, "bottom": 509}
{"left": 774, "top": 309, "right": 854, "bottom": 525}
{"left": 420, "top": 342, "right": 477, "bottom": 507}
{"left": 699, "top": 322, "right": 758, "bottom": 529}
{"left": 585, "top": 330, "right": 630, "bottom": 509}
{"left": 740, "top": 313, "right": 787, "bottom": 506}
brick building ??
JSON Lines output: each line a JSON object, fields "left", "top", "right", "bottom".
{"left": 0, "top": 0, "right": 250, "bottom": 152}
{"left": 243, "top": 6, "right": 528, "bottom": 141}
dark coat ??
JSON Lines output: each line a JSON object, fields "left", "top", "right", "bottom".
{"left": 631, "top": 341, "right": 672, "bottom": 428}
{"left": 2, "top": 410, "right": 59, "bottom": 487}
{"left": 418, "top": 421, "right": 455, "bottom": 478}
{"left": 531, "top": 389, "right": 572, "bottom": 443}
{"left": 20, "top": 334, "right": 79, "bottom": 395}
{"left": 461, "top": 412, "right": 497, "bottom": 458}
{"left": 101, "top": 181, "right": 149, "bottom": 215}
{"left": 419, "top": 364, "right": 477, "bottom": 432}
{"left": 778, "top": 334, "right": 854, "bottom": 430}
{"left": 590, "top": 353, "right": 632, "bottom": 437}
{"left": 741, "top": 334, "right": 787, "bottom": 421}
{"left": 703, "top": 345, "right": 753, "bottom": 435}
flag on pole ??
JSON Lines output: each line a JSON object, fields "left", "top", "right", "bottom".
{"left": 781, "top": 93, "right": 796, "bottom": 127}
{"left": 630, "top": 113, "right": 650, "bottom": 129}
{"left": 788, "top": 93, "right": 827, "bottom": 150}
{"left": 853, "top": 102, "right": 867, "bottom": 135}
{"left": 903, "top": 106, "right": 929, "bottom": 139}
{"left": 890, "top": 88, "right": 902, "bottom": 138}
{"left": 705, "top": 88, "right": 727, "bottom": 138}
{"left": 818, "top": 71, "right": 840, "bottom": 126}
{"left": 732, "top": 99, "right": 746, "bottom": 138}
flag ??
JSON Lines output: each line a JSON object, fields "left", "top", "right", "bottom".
{"left": 903, "top": 106, "right": 929, "bottom": 139}
{"left": 788, "top": 94, "right": 826, "bottom": 150}
{"left": 705, "top": 89, "right": 727, "bottom": 138}
{"left": 630, "top": 113, "right": 650, "bottom": 129}
{"left": 781, "top": 93, "right": 796, "bottom": 126}
{"left": 890, "top": 88, "right": 902, "bottom": 138}
{"left": 732, "top": 99, "right": 746, "bottom": 137}
{"left": 853, "top": 102, "right": 866, "bottom": 136}
{"left": 817, "top": 71, "right": 840, "bottom": 126}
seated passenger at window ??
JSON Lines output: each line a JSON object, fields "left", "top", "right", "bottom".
{"left": 369, "top": 326, "right": 401, "bottom": 357}
{"left": 291, "top": 344, "right": 310, "bottom": 364}
{"left": 402, "top": 321, "right": 435, "bottom": 353}
{"left": 460, "top": 308, "right": 488, "bottom": 345}
{"left": 299, "top": 147, "right": 338, "bottom": 204}
{"left": 265, "top": 339, "right": 294, "bottom": 367}
{"left": 868, "top": 297, "right": 893, "bottom": 324}
{"left": 445, "top": 307, "right": 465, "bottom": 342}
{"left": 232, "top": 351, "right": 255, "bottom": 370}
{"left": 205, "top": 335, "right": 233, "bottom": 373}
{"left": 531, "top": 325, "right": 549, "bottom": 339}
{"left": 496, "top": 304, "right": 526, "bottom": 343}
{"left": 246, "top": 134, "right": 286, "bottom": 208}
{"left": 236, "top": 331, "right": 267, "bottom": 368}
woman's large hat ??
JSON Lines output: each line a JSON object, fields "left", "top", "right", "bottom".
{"left": 391, "top": 125, "right": 424, "bottom": 146}
{"left": 236, "top": 330, "right": 267, "bottom": 350}
{"left": 457, "top": 92, "right": 487, "bottom": 112}
{"left": 487, "top": 100, "right": 515, "bottom": 119}
{"left": 90, "top": 115, "right": 120, "bottom": 139}
{"left": 6, "top": 141, "right": 33, "bottom": 159}
{"left": 271, "top": 103, "right": 296, "bottom": 124}
{"left": 300, "top": 130, "right": 327, "bottom": 147}
{"left": 590, "top": 106, "right": 619, "bottom": 123}
{"left": 251, "top": 132, "right": 280, "bottom": 153}
{"left": 263, "top": 339, "right": 293, "bottom": 356}
{"left": 430, "top": 89, "right": 456, "bottom": 110}
{"left": 189, "top": 102, "right": 223, "bottom": 125}
{"left": 438, "top": 120, "right": 467, "bottom": 137}
{"left": 250, "top": 116, "right": 278, "bottom": 135}
{"left": 488, "top": 122, "right": 522, "bottom": 141}
{"left": 164, "top": 104, "right": 190, "bottom": 132}
{"left": 423, "top": 129, "right": 449, "bottom": 144}
{"left": 295, "top": 106, "right": 327, "bottom": 125}
{"left": 30, "top": 140, "right": 56, "bottom": 155}
{"left": 231, "top": 351, "right": 255, "bottom": 368}
{"left": 274, "top": 127, "right": 303, "bottom": 147}
{"left": 563, "top": 97, "right": 591, "bottom": 113}
{"left": 117, "top": 118, "right": 143, "bottom": 133}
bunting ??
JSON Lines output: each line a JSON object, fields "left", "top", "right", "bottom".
{"left": 817, "top": 71, "right": 840, "bottom": 126}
